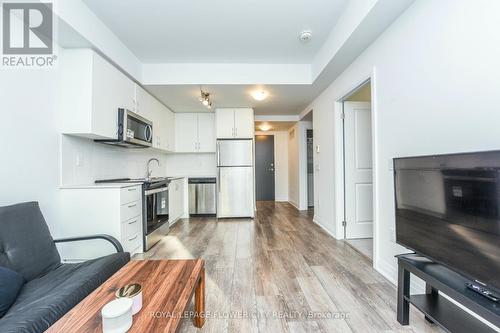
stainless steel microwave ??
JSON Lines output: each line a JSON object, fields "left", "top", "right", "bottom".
{"left": 95, "top": 108, "right": 153, "bottom": 148}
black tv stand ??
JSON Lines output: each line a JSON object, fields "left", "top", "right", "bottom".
{"left": 397, "top": 253, "right": 500, "bottom": 333}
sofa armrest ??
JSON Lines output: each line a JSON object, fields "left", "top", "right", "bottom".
{"left": 53, "top": 234, "right": 124, "bottom": 253}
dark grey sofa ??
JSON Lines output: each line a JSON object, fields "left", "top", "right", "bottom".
{"left": 0, "top": 202, "right": 130, "bottom": 333}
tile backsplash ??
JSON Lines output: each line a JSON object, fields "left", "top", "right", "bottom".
{"left": 61, "top": 135, "right": 167, "bottom": 185}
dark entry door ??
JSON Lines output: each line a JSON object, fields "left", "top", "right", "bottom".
{"left": 255, "top": 135, "right": 275, "bottom": 201}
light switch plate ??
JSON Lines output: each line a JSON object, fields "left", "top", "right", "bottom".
{"left": 316, "top": 145, "right": 320, "bottom": 153}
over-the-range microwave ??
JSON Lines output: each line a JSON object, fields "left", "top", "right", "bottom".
{"left": 95, "top": 108, "right": 153, "bottom": 148}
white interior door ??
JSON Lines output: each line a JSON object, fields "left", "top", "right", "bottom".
{"left": 344, "top": 102, "right": 373, "bottom": 239}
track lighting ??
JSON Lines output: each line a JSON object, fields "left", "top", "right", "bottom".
{"left": 199, "top": 90, "right": 212, "bottom": 109}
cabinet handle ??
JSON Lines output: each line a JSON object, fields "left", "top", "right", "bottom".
{"left": 235, "top": 127, "right": 238, "bottom": 137}
{"left": 128, "top": 219, "right": 138, "bottom": 225}
{"left": 128, "top": 234, "right": 138, "bottom": 241}
{"left": 128, "top": 203, "right": 137, "bottom": 208}
{"left": 127, "top": 188, "right": 136, "bottom": 192}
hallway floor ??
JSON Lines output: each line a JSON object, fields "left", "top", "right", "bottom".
{"left": 346, "top": 238, "right": 373, "bottom": 261}
{"left": 136, "top": 202, "right": 442, "bottom": 333}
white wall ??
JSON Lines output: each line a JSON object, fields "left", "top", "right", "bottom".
{"left": 306, "top": 0, "right": 500, "bottom": 292}
{"left": 165, "top": 153, "right": 217, "bottom": 177}
{"left": 0, "top": 46, "right": 168, "bottom": 239}
{"left": 255, "top": 131, "right": 289, "bottom": 201}
{"left": 288, "top": 121, "right": 312, "bottom": 210}
{"left": 0, "top": 57, "right": 62, "bottom": 235}
{"left": 61, "top": 135, "right": 168, "bottom": 185}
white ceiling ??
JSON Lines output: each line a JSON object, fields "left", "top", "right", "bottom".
{"left": 145, "top": 84, "right": 317, "bottom": 115}
{"left": 82, "top": 0, "right": 348, "bottom": 64}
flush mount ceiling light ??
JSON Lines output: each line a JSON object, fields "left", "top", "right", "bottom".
{"left": 259, "top": 123, "right": 272, "bottom": 132}
{"left": 298, "top": 30, "right": 312, "bottom": 43}
{"left": 251, "top": 90, "right": 268, "bottom": 101}
{"left": 199, "top": 90, "right": 212, "bottom": 109}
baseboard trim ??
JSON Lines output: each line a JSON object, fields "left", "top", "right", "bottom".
{"left": 375, "top": 258, "right": 426, "bottom": 295}
{"left": 313, "top": 218, "right": 340, "bottom": 240}
{"left": 288, "top": 200, "right": 300, "bottom": 210}
{"left": 375, "top": 259, "right": 397, "bottom": 286}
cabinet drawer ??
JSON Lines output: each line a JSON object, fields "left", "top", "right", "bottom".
{"left": 120, "top": 186, "right": 141, "bottom": 205}
{"left": 121, "top": 216, "right": 142, "bottom": 239}
{"left": 121, "top": 232, "right": 141, "bottom": 253}
{"left": 120, "top": 200, "right": 141, "bottom": 222}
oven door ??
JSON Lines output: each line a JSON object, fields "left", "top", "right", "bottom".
{"left": 145, "top": 186, "right": 169, "bottom": 234}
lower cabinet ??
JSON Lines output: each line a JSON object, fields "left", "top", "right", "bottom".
{"left": 169, "top": 178, "right": 185, "bottom": 224}
{"left": 59, "top": 184, "right": 143, "bottom": 261}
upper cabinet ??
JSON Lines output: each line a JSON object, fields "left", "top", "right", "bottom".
{"left": 136, "top": 84, "right": 175, "bottom": 152}
{"left": 197, "top": 113, "right": 216, "bottom": 152}
{"left": 60, "top": 49, "right": 175, "bottom": 153}
{"left": 215, "top": 108, "right": 254, "bottom": 139}
{"left": 175, "top": 113, "right": 215, "bottom": 153}
{"left": 60, "top": 49, "right": 136, "bottom": 139}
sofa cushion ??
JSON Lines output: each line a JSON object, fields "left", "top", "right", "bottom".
{"left": 0, "top": 266, "right": 24, "bottom": 318}
{"left": 0, "top": 252, "right": 130, "bottom": 333}
{"left": 0, "top": 202, "right": 61, "bottom": 281}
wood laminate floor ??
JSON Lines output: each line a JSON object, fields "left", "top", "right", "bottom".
{"left": 346, "top": 238, "right": 373, "bottom": 261}
{"left": 135, "top": 201, "right": 443, "bottom": 333}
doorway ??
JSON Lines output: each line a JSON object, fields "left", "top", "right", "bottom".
{"left": 342, "top": 81, "right": 373, "bottom": 260}
{"left": 255, "top": 135, "right": 275, "bottom": 201}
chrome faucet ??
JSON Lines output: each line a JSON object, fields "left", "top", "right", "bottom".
{"left": 146, "top": 158, "right": 160, "bottom": 179}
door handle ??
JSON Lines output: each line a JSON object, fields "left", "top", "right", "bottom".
{"left": 216, "top": 141, "right": 220, "bottom": 165}
{"left": 217, "top": 169, "right": 220, "bottom": 193}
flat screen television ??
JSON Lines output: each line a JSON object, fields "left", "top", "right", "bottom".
{"left": 394, "top": 150, "right": 500, "bottom": 294}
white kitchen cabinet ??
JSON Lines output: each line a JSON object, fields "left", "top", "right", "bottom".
{"left": 197, "top": 113, "right": 216, "bottom": 152}
{"left": 135, "top": 84, "right": 175, "bottom": 153}
{"left": 175, "top": 113, "right": 215, "bottom": 153}
{"left": 175, "top": 113, "right": 198, "bottom": 152}
{"left": 165, "top": 108, "right": 176, "bottom": 152}
{"left": 169, "top": 178, "right": 185, "bottom": 224}
{"left": 59, "top": 184, "right": 143, "bottom": 261}
{"left": 215, "top": 109, "right": 235, "bottom": 138}
{"left": 234, "top": 108, "right": 254, "bottom": 138}
{"left": 134, "top": 84, "right": 154, "bottom": 118}
{"left": 60, "top": 49, "right": 136, "bottom": 139}
{"left": 215, "top": 108, "right": 254, "bottom": 139}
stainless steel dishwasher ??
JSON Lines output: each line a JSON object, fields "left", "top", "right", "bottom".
{"left": 188, "top": 178, "right": 217, "bottom": 216}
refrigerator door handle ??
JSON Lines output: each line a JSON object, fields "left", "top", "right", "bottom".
{"left": 217, "top": 168, "right": 220, "bottom": 193}
{"left": 217, "top": 141, "right": 220, "bottom": 166}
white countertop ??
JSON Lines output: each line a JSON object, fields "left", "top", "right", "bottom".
{"left": 60, "top": 176, "right": 191, "bottom": 189}
{"left": 60, "top": 182, "right": 143, "bottom": 189}
{"left": 168, "top": 175, "right": 216, "bottom": 179}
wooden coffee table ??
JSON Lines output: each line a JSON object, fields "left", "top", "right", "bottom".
{"left": 47, "top": 259, "right": 205, "bottom": 333}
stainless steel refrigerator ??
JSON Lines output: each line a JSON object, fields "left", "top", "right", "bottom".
{"left": 217, "top": 139, "right": 255, "bottom": 218}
